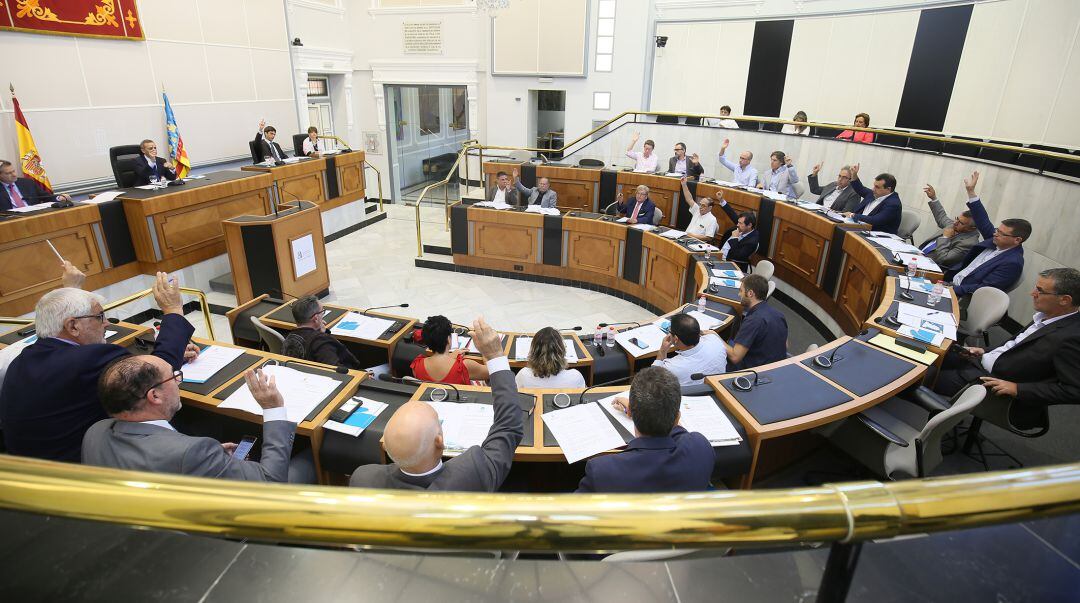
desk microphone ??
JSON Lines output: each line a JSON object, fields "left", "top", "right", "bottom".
{"left": 882, "top": 313, "right": 901, "bottom": 327}
{"left": 598, "top": 321, "right": 641, "bottom": 329}
{"left": 577, "top": 376, "right": 632, "bottom": 405}
{"left": 277, "top": 188, "right": 306, "bottom": 216}
{"left": 555, "top": 326, "right": 582, "bottom": 332}
{"left": 731, "top": 369, "right": 761, "bottom": 392}
{"left": 379, "top": 373, "right": 465, "bottom": 401}
{"left": 601, "top": 200, "right": 620, "bottom": 215}
{"left": 362, "top": 303, "right": 409, "bottom": 316}
{"left": 813, "top": 329, "right": 869, "bottom": 369}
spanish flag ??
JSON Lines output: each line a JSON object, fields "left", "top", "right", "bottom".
{"left": 10, "top": 86, "right": 54, "bottom": 193}
{"left": 163, "top": 90, "right": 191, "bottom": 178}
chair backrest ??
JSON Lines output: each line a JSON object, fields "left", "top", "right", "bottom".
{"left": 791, "top": 182, "right": 805, "bottom": 199}
{"left": 754, "top": 260, "right": 775, "bottom": 281}
{"left": 248, "top": 140, "right": 262, "bottom": 164}
{"left": 962, "top": 287, "right": 1010, "bottom": 334}
{"left": 805, "top": 343, "right": 819, "bottom": 353}
{"left": 898, "top": 209, "right": 922, "bottom": 242}
{"left": 280, "top": 332, "right": 308, "bottom": 360}
{"left": 249, "top": 316, "right": 284, "bottom": 354}
{"left": 918, "top": 384, "right": 986, "bottom": 474}
{"left": 292, "top": 134, "right": 308, "bottom": 157}
{"left": 767, "top": 280, "right": 776, "bottom": 299}
{"left": 109, "top": 144, "right": 143, "bottom": 188}
{"left": 652, "top": 207, "right": 664, "bottom": 225}
{"left": 577, "top": 158, "right": 605, "bottom": 168}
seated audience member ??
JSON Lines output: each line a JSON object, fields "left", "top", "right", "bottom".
{"left": 837, "top": 113, "right": 874, "bottom": 143}
{"left": 842, "top": 164, "right": 902, "bottom": 234}
{"left": 0, "top": 273, "right": 196, "bottom": 462}
{"left": 411, "top": 315, "right": 489, "bottom": 385}
{"left": 615, "top": 185, "right": 657, "bottom": 225}
{"left": 280, "top": 295, "right": 361, "bottom": 369}
{"left": 515, "top": 327, "right": 586, "bottom": 389}
{"left": 919, "top": 182, "right": 980, "bottom": 270}
{"left": 705, "top": 105, "right": 739, "bottom": 129}
{"left": 717, "top": 139, "right": 758, "bottom": 187}
{"left": 934, "top": 268, "right": 1080, "bottom": 429}
{"left": 131, "top": 140, "right": 178, "bottom": 186}
{"left": 512, "top": 168, "right": 557, "bottom": 209}
{"left": 625, "top": 133, "right": 659, "bottom": 172}
{"left": 350, "top": 318, "right": 523, "bottom": 491}
{"left": 679, "top": 176, "right": 718, "bottom": 240}
{"left": 781, "top": 111, "right": 811, "bottom": 136}
{"left": 84, "top": 364, "right": 313, "bottom": 483}
{"left": 488, "top": 170, "right": 519, "bottom": 206}
{"left": 717, "top": 198, "right": 759, "bottom": 268}
{"left": 654, "top": 314, "right": 727, "bottom": 387}
{"left": 577, "top": 366, "right": 714, "bottom": 493}
{"left": 254, "top": 119, "right": 289, "bottom": 162}
{"left": 1, "top": 159, "right": 72, "bottom": 209}
{"left": 808, "top": 163, "right": 861, "bottom": 213}
{"left": 761, "top": 151, "right": 799, "bottom": 197}
{"left": 668, "top": 143, "right": 704, "bottom": 179}
{"left": 945, "top": 171, "right": 1028, "bottom": 299}
{"left": 302, "top": 126, "right": 322, "bottom": 157}
{"left": 726, "top": 274, "right": 788, "bottom": 369}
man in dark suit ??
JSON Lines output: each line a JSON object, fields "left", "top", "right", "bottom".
{"left": 487, "top": 171, "right": 519, "bottom": 206}
{"left": 945, "top": 171, "right": 1027, "bottom": 299}
{"left": 281, "top": 295, "right": 361, "bottom": 369}
{"left": 84, "top": 361, "right": 306, "bottom": 482}
{"left": 717, "top": 200, "right": 759, "bottom": 269}
{"left": 918, "top": 182, "right": 980, "bottom": 271}
{"left": 577, "top": 366, "right": 714, "bottom": 492}
{"left": 807, "top": 163, "right": 861, "bottom": 212}
{"left": 667, "top": 143, "right": 704, "bottom": 179}
{"left": 0, "top": 272, "right": 196, "bottom": 462}
{"left": 0, "top": 159, "right": 71, "bottom": 210}
{"left": 131, "top": 139, "right": 178, "bottom": 186}
{"left": 615, "top": 185, "right": 657, "bottom": 225}
{"left": 935, "top": 268, "right": 1080, "bottom": 429}
{"left": 349, "top": 317, "right": 523, "bottom": 491}
{"left": 254, "top": 118, "right": 289, "bottom": 163}
{"left": 842, "top": 164, "right": 902, "bottom": 234}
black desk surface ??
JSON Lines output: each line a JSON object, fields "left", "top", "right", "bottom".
{"left": 264, "top": 303, "right": 348, "bottom": 328}
{"left": 180, "top": 347, "right": 263, "bottom": 397}
{"left": 719, "top": 363, "right": 853, "bottom": 425}
{"left": 892, "top": 278, "right": 955, "bottom": 313}
{"left": 800, "top": 340, "right": 917, "bottom": 397}
{"left": 117, "top": 170, "right": 264, "bottom": 200}
{"left": 319, "top": 379, "right": 418, "bottom": 474}
{"left": 1, "top": 323, "right": 137, "bottom": 346}
{"left": 212, "top": 358, "right": 351, "bottom": 423}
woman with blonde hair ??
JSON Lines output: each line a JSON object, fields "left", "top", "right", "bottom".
{"left": 515, "top": 327, "right": 587, "bottom": 388}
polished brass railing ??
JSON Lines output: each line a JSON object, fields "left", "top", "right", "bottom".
{"left": 363, "top": 160, "right": 384, "bottom": 213}
{"left": 0, "top": 317, "right": 33, "bottom": 326}
{"left": 0, "top": 456, "right": 1075, "bottom": 550}
{"left": 102, "top": 286, "right": 215, "bottom": 340}
{"left": 411, "top": 141, "right": 473, "bottom": 257}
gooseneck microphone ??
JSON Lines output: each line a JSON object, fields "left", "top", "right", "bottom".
{"left": 732, "top": 369, "right": 760, "bottom": 392}
{"left": 362, "top": 303, "right": 409, "bottom": 316}
{"left": 379, "top": 373, "right": 465, "bottom": 401}
{"left": 577, "top": 376, "right": 632, "bottom": 405}
{"left": 602, "top": 199, "right": 620, "bottom": 215}
{"left": 555, "top": 326, "right": 583, "bottom": 332}
{"left": 597, "top": 321, "right": 641, "bottom": 329}
{"left": 813, "top": 329, "right": 869, "bottom": 369}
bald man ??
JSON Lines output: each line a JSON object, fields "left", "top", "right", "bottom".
{"left": 348, "top": 317, "right": 523, "bottom": 491}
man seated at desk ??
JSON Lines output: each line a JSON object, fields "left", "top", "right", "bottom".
{"left": 717, "top": 197, "right": 758, "bottom": 268}
{"left": 725, "top": 274, "right": 788, "bottom": 369}
{"left": 679, "top": 176, "right": 718, "bottom": 240}
{"left": 512, "top": 168, "right": 557, "bottom": 208}
{"left": 625, "top": 133, "right": 659, "bottom": 173}
{"left": 717, "top": 139, "right": 758, "bottom": 187}
{"left": 131, "top": 140, "right": 178, "bottom": 186}
{"left": 488, "top": 171, "right": 519, "bottom": 206}
{"left": 281, "top": 295, "right": 362, "bottom": 370}
{"left": 808, "top": 163, "right": 860, "bottom": 213}
{"left": 668, "top": 143, "right": 704, "bottom": 179}
{"left": 349, "top": 318, "right": 523, "bottom": 492}
{"left": 0, "top": 159, "right": 72, "bottom": 209}
{"left": 653, "top": 314, "right": 727, "bottom": 387}
{"left": 254, "top": 119, "right": 289, "bottom": 163}
{"left": 615, "top": 185, "right": 656, "bottom": 225}
{"left": 760, "top": 151, "right": 799, "bottom": 198}
{"left": 919, "top": 181, "right": 980, "bottom": 271}
{"left": 84, "top": 364, "right": 314, "bottom": 483}
{"left": 842, "top": 164, "right": 902, "bottom": 235}
{"left": 577, "top": 366, "right": 715, "bottom": 493}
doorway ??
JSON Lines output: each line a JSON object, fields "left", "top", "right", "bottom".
{"left": 533, "top": 90, "right": 565, "bottom": 160}
{"left": 384, "top": 84, "right": 470, "bottom": 205}
{"left": 305, "top": 76, "right": 337, "bottom": 151}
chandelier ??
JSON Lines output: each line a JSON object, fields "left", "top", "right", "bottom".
{"left": 475, "top": 0, "right": 511, "bottom": 12}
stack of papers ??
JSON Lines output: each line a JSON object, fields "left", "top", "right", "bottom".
{"left": 474, "top": 201, "right": 513, "bottom": 209}
{"left": 513, "top": 336, "right": 579, "bottom": 362}
{"left": 6, "top": 204, "right": 51, "bottom": 213}
{"left": 713, "top": 179, "right": 743, "bottom": 188}
{"left": 687, "top": 310, "right": 725, "bottom": 331}
{"left": 524, "top": 205, "right": 560, "bottom": 216}
{"left": 615, "top": 217, "right": 630, "bottom": 223}
{"left": 612, "top": 323, "right": 667, "bottom": 358}
{"left": 688, "top": 242, "right": 720, "bottom": 253}
{"left": 679, "top": 396, "right": 743, "bottom": 445}
{"left": 86, "top": 191, "right": 123, "bottom": 204}
{"left": 866, "top": 231, "right": 903, "bottom": 240}
{"left": 710, "top": 277, "right": 741, "bottom": 289}
{"left": 897, "top": 325, "right": 946, "bottom": 347}
{"left": 182, "top": 345, "right": 245, "bottom": 383}
{"left": 330, "top": 312, "right": 395, "bottom": 340}
{"left": 825, "top": 209, "right": 853, "bottom": 222}
{"left": 900, "top": 276, "right": 953, "bottom": 299}
{"left": 659, "top": 229, "right": 686, "bottom": 239}
{"left": 711, "top": 268, "right": 743, "bottom": 279}
{"left": 630, "top": 223, "right": 657, "bottom": 231}
{"left": 795, "top": 200, "right": 824, "bottom": 210}
{"left": 219, "top": 364, "right": 339, "bottom": 423}
{"left": 428, "top": 401, "right": 493, "bottom": 453}
{"left": 760, "top": 190, "right": 789, "bottom": 201}
{"left": 874, "top": 238, "right": 923, "bottom": 254}
{"left": 322, "top": 397, "right": 389, "bottom": 437}
{"left": 894, "top": 252, "right": 941, "bottom": 273}
{"left": 896, "top": 302, "right": 957, "bottom": 340}
{"left": 543, "top": 402, "right": 626, "bottom": 463}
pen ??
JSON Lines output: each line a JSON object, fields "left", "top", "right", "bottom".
{"left": 46, "top": 239, "right": 64, "bottom": 262}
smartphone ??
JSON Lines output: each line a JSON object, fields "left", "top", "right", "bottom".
{"left": 629, "top": 337, "right": 649, "bottom": 350}
{"left": 232, "top": 436, "right": 258, "bottom": 460}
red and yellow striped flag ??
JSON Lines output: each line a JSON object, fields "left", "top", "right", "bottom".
{"left": 10, "top": 87, "right": 54, "bottom": 193}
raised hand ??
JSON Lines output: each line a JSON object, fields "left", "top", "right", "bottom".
{"left": 784, "top": 156, "right": 793, "bottom": 167}
{"left": 811, "top": 162, "right": 822, "bottom": 176}
{"left": 850, "top": 163, "right": 860, "bottom": 179}
{"left": 258, "top": 118, "right": 266, "bottom": 130}
{"left": 720, "top": 139, "right": 730, "bottom": 153}
{"left": 470, "top": 316, "right": 504, "bottom": 361}
{"left": 152, "top": 271, "right": 183, "bottom": 315}
{"left": 60, "top": 260, "right": 86, "bottom": 289}
{"left": 631, "top": 132, "right": 640, "bottom": 142}
{"left": 964, "top": 170, "right": 979, "bottom": 196}
{"left": 512, "top": 168, "right": 519, "bottom": 181}
{"left": 690, "top": 153, "right": 700, "bottom": 165}
{"left": 923, "top": 184, "right": 936, "bottom": 200}
{"left": 245, "top": 368, "right": 285, "bottom": 410}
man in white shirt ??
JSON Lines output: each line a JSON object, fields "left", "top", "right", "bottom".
{"left": 717, "top": 139, "right": 758, "bottom": 187}
{"left": 654, "top": 313, "right": 727, "bottom": 387}
{"left": 625, "top": 133, "right": 659, "bottom": 172}
{"left": 487, "top": 171, "right": 519, "bottom": 206}
{"left": 704, "top": 105, "right": 739, "bottom": 129}
{"left": 679, "top": 176, "right": 718, "bottom": 239}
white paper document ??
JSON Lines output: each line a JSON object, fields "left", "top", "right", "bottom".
{"left": 894, "top": 251, "right": 941, "bottom": 273}
{"left": 6, "top": 204, "right": 51, "bottom": 213}
{"left": 687, "top": 310, "right": 725, "bottom": 331}
{"left": 679, "top": 396, "right": 743, "bottom": 445}
{"left": 474, "top": 201, "right": 513, "bottom": 209}
{"left": 282, "top": 157, "right": 304, "bottom": 164}
{"left": 616, "top": 217, "right": 630, "bottom": 223}
{"left": 688, "top": 242, "right": 720, "bottom": 253}
{"left": 710, "top": 276, "right": 742, "bottom": 289}
{"left": 329, "top": 312, "right": 395, "bottom": 340}
{"left": 524, "top": 205, "right": 560, "bottom": 216}
{"left": 219, "top": 364, "right": 339, "bottom": 423}
{"left": 428, "top": 401, "right": 493, "bottom": 453}
{"left": 660, "top": 229, "right": 686, "bottom": 239}
{"left": 866, "top": 231, "right": 903, "bottom": 240}
{"left": 182, "top": 345, "right": 245, "bottom": 383}
{"left": 760, "top": 190, "right": 789, "bottom": 201}
{"left": 630, "top": 223, "right": 657, "bottom": 231}
{"left": 451, "top": 333, "right": 505, "bottom": 354}
{"left": 710, "top": 268, "right": 743, "bottom": 279}
{"left": 900, "top": 276, "right": 953, "bottom": 299}
{"left": 825, "top": 210, "right": 853, "bottom": 222}
{"left": 613, "top": 323, "right": 667, "bottom": 358}
{"left": 596, "top": 393, "right": 636, "bottom": 435}
{"left": 795, "top": 200, "right": 823, "bottom": 210}
{"left": 513, "top": 336, "right": 578, "bottom": 363}
{"left": 322, "top": 397, "right": 389, "bottom": 437}
{"left": 897, "top": 325, "right": 946, "bottom": 347}
{"left": 874, "top": 238, "right": 923, "bottom": 255}
{"left": 86, "top": 191, "right": 123, "bottom": 204}
{"left": 896, "top": 302, "right": 958, "bottom": 340}
{"left": 291, "top": 233, "right": 317, "bottom": 278}
{"left": 543, "top": 402, "right": 626, "bottom": 463}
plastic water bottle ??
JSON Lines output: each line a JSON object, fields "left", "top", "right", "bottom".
{"left": 906, "top": 255, "right": 918, "bottom": 277}
{"left": 606, "top": 326, "right": 616, "bottom": 348}
{"left": 928, "top": 281, "right": 944, "bottom": 306}
{"left": 698, "top": 294, "right": 707, "bottom": 313}
{"left": 594, "top": 326, "right": 602, "bottom": 347}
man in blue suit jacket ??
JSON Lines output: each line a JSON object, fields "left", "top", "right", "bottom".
{"left": 577, "top": 366, "right": 715, "bottom": 493}
{"left": 0, "top": 159, "right": 71, "bottom": 210}
{"left": 615, "top": 184, "right": 657, "bottom": 225}
{"left": 0, "top": 272, "right": 196, "bottom": 462}
{"left": 945, "top": 171, "right": 1027, "bottom": 298}
{"left": 843, "top": 164, "right": 902, "bottom": 234}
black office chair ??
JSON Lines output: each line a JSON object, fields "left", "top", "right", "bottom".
{"left": 979, "top": 140, "right": 1020, "bottom": 165}
{"left": 942, "top": 135, "right": 982, "bottom": 158}
{"left": 109, "top": 144, "right": 143, "bottom": 188}
{"left": 684, "top": 117, "right": 703, "bottom": 126}
{"left": 292, "top": 134, "right": 308, "bottom": 157}
{"left": 577, "top": 158, "right": 605, "bottom": 168}
{"left": 656, "top": 115, "right": 679, "bottom": 124}
{"left": 247, "top": 140, "right": 262, "bottom": 164}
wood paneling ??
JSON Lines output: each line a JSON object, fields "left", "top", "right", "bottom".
{"left": 474, "top": 223, "right": 537, "bottom": 263}
{"left": 775, "top": 222, "right": 827, "bottom": 284}
{"left": 538, "top": 165, "right": 599, "bottom": 212}
{"left": 567, "top": 232, "right": 619, "bottom": 277}
{"left": 0, "top": 226, "right": 100, "bottom": 299}
{"left": 837, "top": 234, "right": 887, "bottom": 332}
{"left": 157, "top": 192, "right": 269, "bottom": 257}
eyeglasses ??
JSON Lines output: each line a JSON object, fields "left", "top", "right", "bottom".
{"left": 144, "top": 369, "right": 183, "bottom": 397}
{"left": 1033, "top": 287, "right": 1062, "bottom": 297}
{"left": 72, "top": 312, "right": 105, "bottom": 322}
{"left": 994, "top": 229, "right": 1020, "bottom": 238}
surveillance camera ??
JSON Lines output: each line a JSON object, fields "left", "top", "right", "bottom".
{"left": 655, "top": 36, "right": 668, "bottom": 48}
{"left": 292, "top": 37, "right": 303, "bottom": 46}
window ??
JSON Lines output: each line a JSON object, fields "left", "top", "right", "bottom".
{"left": 594, "top": 0, "right": 615, "bottom": 72}
{"left": 593, "top": 92, "right": 610, "bottom": 111}
{"left": 418, "top": 86, "right": 440, "bottom": 134}
{"left": 451, "top": 87, "right": 467, "bottom": 131}
{"left": 306, "top": 77, "right": 329, "bottom": 97}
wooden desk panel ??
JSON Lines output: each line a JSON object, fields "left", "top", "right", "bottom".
{"left": 243, "top": 159, "right": 327, "bottom": 205}
{"left": 565, "top": 217, "right": 624, "bottom": 280}
{"left": 468, "top": 207, "right": 542, "bottom": 265}
{"left": 836, "top": 234, "right": 888, "bottom": 333}
{"left": 643, "top": 236, "right": 688, "bottom": 309}
{"left": 538, "top": 165, "right": 599, "bottom": 213}
{"left": 0, "top": 206, "right": 102, "bottom": 301}
{"left": 771, "top": 204, "right": 836, "bottom": 288}
{"left": 334, "top": 151, "right": 366, "bottom": 210}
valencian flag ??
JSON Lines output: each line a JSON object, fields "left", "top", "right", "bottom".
{"left": 10, "top": 86, "right": 54, "bottom": 193}
{"left": 163, "top": 90, "right": 191, "bottom": 178}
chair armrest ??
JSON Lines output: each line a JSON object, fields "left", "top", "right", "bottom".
{"left": 902, "top": 386, "right": 951, "bottom": 414}
{"left": 856, "top": 413, "right": 909, "bottom": 447}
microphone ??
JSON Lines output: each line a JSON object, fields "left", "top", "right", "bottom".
{"left": 577, "top": 376, "right": 632, "bottom": 405}
{"left": 361, "top": 303, "right": 409, "bottom": 316}
{"left": 597, "top": 321, "right": 640, "bottom": 329}
{"left": 555, "top": 326, "right": 582, "bottom": 332}
{"left": 379, "top": 373, "right": 465, "bottom": 401}
{"left": 882, "top": 313, "right": 901, "bottom": 327}
{"left": 731, "top": 369, "right": 760, "bottom": 392}
{"left": 277, "top": 188, "right": 306, "bottom": 217}
{"left": 813, "top": 329, "right": 869, "bottom": 369}
{"left": 601, "top": 199, "right": 620, "bottom": 216}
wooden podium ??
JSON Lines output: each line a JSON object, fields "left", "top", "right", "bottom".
{"left": 223, "top": 201, "right": 330, "bottom": 304}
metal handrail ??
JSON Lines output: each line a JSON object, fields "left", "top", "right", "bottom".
{"left": 412, "top": 145, "right": 470, "bottom": 257}
{"left": 102, "top": 286, "right": 215, "bottom": 340}
{"left": 0, "top": 456, "right": 1075, "bottom": 551}
{"left": 0, "top": 317, "right": 33, "bottom": 326}
{"left": 363, "top": 160, "right": 384, "bottom": 213}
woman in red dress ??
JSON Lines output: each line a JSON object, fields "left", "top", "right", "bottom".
{"left": 837, "top": 113, "right": 875, "bottom": 143}
{"left": 410, "top": 315, "right": 489, "bottom": 385}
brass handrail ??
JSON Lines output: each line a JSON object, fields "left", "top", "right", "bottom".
{"left": 102, "top": 286, "right": 215, "bottom": 340}
{"left": 0, "top": 317, "right": 34, "bottom": 326}
{"left": 363, "top": 160, "right": 384, "bottom": 213}
{"left": 0, "top": 456, "right": 1075, "bottom": 550}
{"left": 412, "top": 145, "right": 470, "bottom": 257}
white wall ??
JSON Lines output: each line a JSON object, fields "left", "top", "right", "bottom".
{"left": 0, "top": 0, "right": 298, "bottom": 188}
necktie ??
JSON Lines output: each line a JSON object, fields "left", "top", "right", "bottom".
{"left": 271, "top": 144, "right": 281, "bottom": 161}
{"left": 632, "top": 201, "right": 643, "bottom": 219}
{"left": 7, "top": 184, "right": 26, "bottom": 208}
